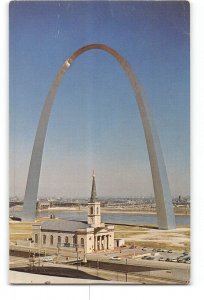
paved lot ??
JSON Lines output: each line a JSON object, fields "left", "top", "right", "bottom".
{"left": 86, "top": 246, "right": 190, "bottom": 267}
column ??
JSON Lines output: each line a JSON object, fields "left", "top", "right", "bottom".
{"left": 106, "top": 235, "right": 109, "bottom": 250}
{"left": 94, "top": 236, "right": 97, "bottom": 251}
{"left": 99, "top": 236, "right": 102, "bottom": 251}
{"left": 97, "top": 236, "right": 100, "bottom": 251}
{"left": 104, "top": 235, "right": 107, "bottom": 250}
{"left": 102, "top": 235, "right": 106, "bottom": 250}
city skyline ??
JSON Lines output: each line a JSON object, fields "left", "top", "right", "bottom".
{"left": 10, "top": 1, "right": 190, "bottom": 198}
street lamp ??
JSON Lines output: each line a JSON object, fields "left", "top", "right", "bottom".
{"left": 133, "top": 242, "right": 136, "bottom": 259}
{"left": 97, "top": 259, "right": 99, "bottom": 277}
{"left": 76, "top": 245, "right": 79, "bottom": 270}
{"left": 83, "top": 242, "right": 87, "bottom": 263}
{"left": 57, "top": 242, "right": 60, "bottom": 263}
{"left": 38, "top": 230, "right": 42, "bottom": 267}
{"left": 126, "top": 258, "right": 128, "bottom": 282}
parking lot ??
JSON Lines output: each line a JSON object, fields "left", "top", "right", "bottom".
{"left": 86, "top": 245, "right": 190, "bottom": 265}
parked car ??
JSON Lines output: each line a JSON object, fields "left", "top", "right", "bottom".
{"left": 159, "top": 257, "right": 165, "bottom": 261}
{"left": 42, "top": 256, "right": 53, "bottom": 262}
{"left": 146, "top": 256, "right": 154, "bottom": 260}
{"left": 110, "top": 256, "right": 121, "bottom": 261}
{"left": 182, "top": 256, "right": 190, "bottom": 263}
{"left": 167, "top": 250, "right": 173, "bottom": 253}
{"left": 171, "top": 258, "right": 177, "bottom": 262}
{"left": 177, "top": 257, "right": 185, "bottom": 263}
{"left": 166, "top": 258, "right": 171, "bottom": 262}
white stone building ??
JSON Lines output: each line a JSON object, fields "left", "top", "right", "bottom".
{"left": 32, "top": 172, "right": 114, "bottom": 254}
{"left": 114, "top": 238, "right": 125, "bottom": 248}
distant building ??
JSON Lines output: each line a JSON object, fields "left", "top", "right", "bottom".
{"left": 32, "top": 172, "right": 114, "bottom": 254}
{"left": 114, "top": 238, "right": 125, "bottom": 248}
{"left": 36, "top": 199, "right": 51, "bottom": 210}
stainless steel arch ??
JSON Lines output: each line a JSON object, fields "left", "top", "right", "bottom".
{"left": 23, "top": 44, "right": 176, "bottom": 229}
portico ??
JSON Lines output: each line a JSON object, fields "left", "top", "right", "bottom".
{"left": 95, "top": 234, "right": 110, "bottom": 251}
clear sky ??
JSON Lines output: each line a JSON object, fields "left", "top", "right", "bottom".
{"left": 9, "top": 1, "right": 190, "bottom": 199}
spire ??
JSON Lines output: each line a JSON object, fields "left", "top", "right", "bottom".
{"left": 90, "top": 170, "right": 97, "bottom": 202}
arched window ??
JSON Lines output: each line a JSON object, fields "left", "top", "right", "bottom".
{"left": 58, "top": 236, "right": 61, "bottom": 245}
{"left": 43, "top": 234, "right": 46, "bottom": 244}
{"left": 65, "top": 236, "right": 69, "bottom": 244}
{"left": 35, "top": 234, "right": 38, "bottom": 244}
{"left": 90, "top": 207, "right": 93, "bottom": 214}
{"left": 96, "top": 207, "right": 99, "bottom": 214}
{"left": 81, "top": 238, "right": 84, "bottom": 247}
{"left": 50, "top": 235, "right": 53, "bottom": 245}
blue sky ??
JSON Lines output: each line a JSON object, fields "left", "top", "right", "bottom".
{"left": 9, "top": 1, "right": 190, "bottom": 198}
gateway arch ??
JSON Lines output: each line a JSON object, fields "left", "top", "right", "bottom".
{"left": 23, "top": 44, "right": 176, "bottom": 229}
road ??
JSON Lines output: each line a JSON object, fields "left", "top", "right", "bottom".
{"left": 10, "top": 254, "right": 190, "bottom": 284}
{"left": 9, "top": 243, "right": 190, "bottom": 284}
{"left": 10, "top": 259, "right": 186, "bottom": 284}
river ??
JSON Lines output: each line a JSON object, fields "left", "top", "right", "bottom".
{"left": 10, "top": 209, "right": 190, "bottom": 226}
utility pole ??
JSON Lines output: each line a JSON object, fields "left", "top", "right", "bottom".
{"left": 76, "top": 244, "right": 79, "bottom": 271}
{"left": 39, "top": 230, "right": 41, "bottom": 267}
{"left": 57, "top": 243, "right": 60, "bottom": 263}
{"left": 83, "top": 243, "right": 87, "bottom": 263}
{"left": 126, "top": 258, "right": 128, "bottom": 282}
{"left": 97, "top": 259, "right": 99, "bottom": 276}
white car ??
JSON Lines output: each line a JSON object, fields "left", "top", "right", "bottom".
{"left": 110, "top": 256, "right": 121, "bottom": 261}
{"left": 171, "top": 258, "right": 178, "bottom": 262}
{"left": 42, "top": 256, "right": 53, "bottom": 262}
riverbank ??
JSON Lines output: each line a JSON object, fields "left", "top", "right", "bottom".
{"left": 22, "top": 206, "right": 190, "bottom": 216}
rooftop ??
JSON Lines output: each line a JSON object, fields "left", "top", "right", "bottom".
{"left": 41, "top": 219, "right": 90, "bottom": 232}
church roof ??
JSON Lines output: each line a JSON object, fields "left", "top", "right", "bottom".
{"left": 41, "top": 219, "right": 89, "bottom": 232}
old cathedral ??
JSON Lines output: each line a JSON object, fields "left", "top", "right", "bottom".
{"left": 32, "top": 172, "right": 114, "bottom": 253}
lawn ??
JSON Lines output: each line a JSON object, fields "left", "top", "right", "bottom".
{"left": 9, "top": 222, "right": 34, "bottom": 242}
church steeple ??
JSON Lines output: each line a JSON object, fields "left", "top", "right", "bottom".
{"left": 87, "top": 171, "right": 101, "bottom": 227}
{"left": 90, "top": 170, "right": 97, "bottom": 203}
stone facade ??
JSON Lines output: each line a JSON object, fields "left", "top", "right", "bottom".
{"left": 87, "top": 202, "right": 101, "bottom": 227}
{"left": 32, "top": 221, "right": 114, "bottom": 254}
{"left": 32, "top": 222, "right": 96, "bottom": 253}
